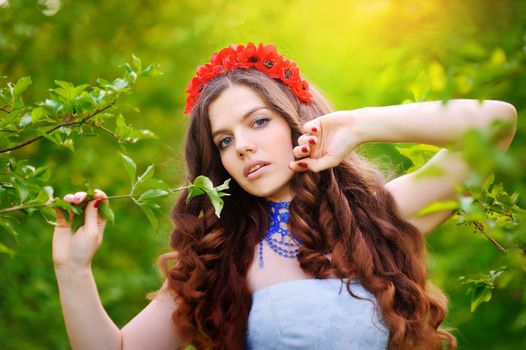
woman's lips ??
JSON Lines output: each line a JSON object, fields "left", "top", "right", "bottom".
{"left": 243, "top": 160, "right": 270, "bottom": 178}
{"left": 246, "top": 164, "right": 268, "bottom": 180}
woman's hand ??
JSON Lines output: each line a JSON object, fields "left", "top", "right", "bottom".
{"left": 290, "top": 111, "right": 360, "bottom": 172}
{"left": 52, "top": 189, "right": 108, "bottom": 270}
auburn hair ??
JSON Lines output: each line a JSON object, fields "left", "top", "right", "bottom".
{"left": 158, "top": 69, "right": 457, "bottom": 349}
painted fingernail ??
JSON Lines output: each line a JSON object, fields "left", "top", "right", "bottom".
{"left": 298, "top": 162, "right": 308, "bottom": 168}
{"left": 301, "top": 146, "right": 308, "bottom": 153}
{"left": 64, "top": 194, "right": 73, "bottom": 200}
{"left": 311, "top": 127, "right": 318, "bottom": 132}
{"left": 94, "top": 200, "right": 102, "bottom": 208}
{"left": 308, "top": 138, "right": 316, "bottom": 145}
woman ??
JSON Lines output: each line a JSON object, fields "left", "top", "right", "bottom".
{"left": 53, "top": 43, "right": 517, "bottom": 350}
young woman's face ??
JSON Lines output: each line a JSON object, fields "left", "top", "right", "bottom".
{"left": 208, "top": 84, "right": 295, "bottom": 202}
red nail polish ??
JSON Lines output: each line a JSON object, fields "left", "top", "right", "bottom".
{"left": 94, "top": 200, "right": 101, "bottom": 208}
{"left": 298, "top": 162, "right": 308, "bottom": 168}
{"left": 301, "top": 146, "right": 308, "bottom": 153}
{"left": 308, "top": 138, "right": 315, "bottom": 145}
{"left": 311, "top": 127, "right": 318, "bottom": 132}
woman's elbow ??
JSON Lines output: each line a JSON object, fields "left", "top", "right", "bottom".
{"left": 488, "top": 100, "right": 517, "bottom": 149}
{"left": 494, "top": 100, "right": 517, "bottom": 124}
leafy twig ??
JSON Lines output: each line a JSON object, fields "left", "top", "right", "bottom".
{"left": 473, "top": 221, "right": 508, "bottom": 252}
{"left": 0, "top": 100, "right": 116, "bottom": 154}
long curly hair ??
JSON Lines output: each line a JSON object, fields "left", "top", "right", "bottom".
{"left": 158, "top": 69, "right": 457, "bottom": 349}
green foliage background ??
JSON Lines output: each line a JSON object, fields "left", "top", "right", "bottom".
{"left": 1, "top": 0, "right": 525, "bottom": 348}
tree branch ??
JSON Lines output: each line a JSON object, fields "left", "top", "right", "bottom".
{"left": 84, "top": 120, "right": 120, "bottom": 141}
{"left": 0, "top": 99, "right": 116, "bottom": 154}
{"left": 473, "top": 221, "right": 508, "bottom": 253}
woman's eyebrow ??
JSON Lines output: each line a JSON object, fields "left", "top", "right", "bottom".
{"left": 211, "top": 106, "right": 269, "bottom": 138}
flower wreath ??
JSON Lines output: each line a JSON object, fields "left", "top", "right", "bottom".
{"left": 184, "top": 42, "right": 313, "bottom": 114}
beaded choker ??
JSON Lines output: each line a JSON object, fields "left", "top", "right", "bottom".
{"left": 184, "top": 42, "right": 313, "bottom": 114}
{"left": 259, "top": 201, "right": 303, "bottom": 269}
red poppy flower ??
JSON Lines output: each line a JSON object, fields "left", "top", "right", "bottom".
{"left": 210, "top": 46, "right": 238, "bottom": 71}
{"left": 184, "top": 94, "right": 199, "bottom": 114}
{"left": 255, "top": 44, "right": 283, "bottom": 79}
{"left": 237, "top": 42, "right": 260, "bottom": 68}
{"left": 294, "top": 80, "right": 313, "bottom": 103}
{"left": 279, "top": 61, "right": 300, "bottom": 87}
{"left": 195, "top": 64, "right": 218, "bottom": 82}
{"left": 184, "top": 42, "right": 313, "bottom": 114}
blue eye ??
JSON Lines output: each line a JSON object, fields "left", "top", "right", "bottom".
{"left": 218, "top": 137, "right": 233, "bottom": 149}
{"left": 254, "top": 118, "right": 269, "bottom": 127}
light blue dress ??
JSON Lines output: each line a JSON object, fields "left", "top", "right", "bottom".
{"left": 247, "top": 278, "right": 389, "bottom": 349}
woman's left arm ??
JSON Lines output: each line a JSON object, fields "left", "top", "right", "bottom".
{"left": 291, "top": 99, "right": 517, "bottom": 234}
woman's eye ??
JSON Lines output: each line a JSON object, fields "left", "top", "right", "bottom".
{"left": 254, "top": 118, "right": 269, "bottom": 127}
{"left": 218, "top": 137, "right": 233, "bottom": 149}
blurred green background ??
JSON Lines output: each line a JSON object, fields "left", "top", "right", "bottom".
{"left": 1, "top": 0, "right": 525, "bottom": 349}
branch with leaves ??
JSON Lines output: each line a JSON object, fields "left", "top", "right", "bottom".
{"left": 0, "top": 56, "right": 230, "bottom": 258}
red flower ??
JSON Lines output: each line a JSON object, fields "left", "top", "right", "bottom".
{"left": 255, "top": 44, "right": 283, "bottom": 79}
{"left": 237, "top": 42, "right": 260, "bottom": 68}
{"left": 210, "top": 46, "right": 239, "bottom": 71}
{"left": 294, "top": 80, "right": 313, "bottom": 103}
{"left": 183, "top": 42, "right": 313, "bottom": 114}
{"left": 184, "top": 94, "right": 199, "bottom": 114}
{"left": 279, "top": 60, "right": 300, "bottom": 88}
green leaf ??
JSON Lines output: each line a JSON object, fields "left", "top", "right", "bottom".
{"left": 120, "top": 63, "right": 134, "bottom": 74}
{"left": 0, "top": 216, "right": 20, "bottom": 239}
{"left": 417, "top": 200, "right": 460, "bottom": 216}
{"left": 13, "top": 177, "right": 29, "bottom": 203}
{"left": 52, "top": 197, "right": 82, "bottom": 221}
{"left": 193, "top": 175, "right": 214, "bottom": 192}
{"left": 31, "top": 106, "right": 47, "bottom": 123}
{"left": 0, "top": 110, "right": 20, "bottom": 128}
{"left": 39, "top": 98, "right": 64, "bottom": 114}
{"left": 140, "top": 63, "right": 162, "bottom": 77}
{"left": 132, "top": 54, "right": 142, "bottom": 72}
{"left": 119, "top": 152, "right": 137, "bottom": 186}
{"left": 96, "top": 78, "right": 110, "bottom": 86}
{"left": 0, "top": 242, "right": 15, "bottom": 257}
{"left": 134, "top": 164, "right": 155, "bottom": 188}
{"left": 470, "top": 286, "right": 493, "bottom": 312}
{"left": 114, "top": 114, "right": 158, "bottom": 144}
{"left": 53, "top": 81, "right": 90, "bottom": 102}
{"left": 13, "top": 76, "right": 32, "bottom": 96}
{"left": 25, "top": 186, "right": 54, "bottom": 206}
{"left": 98, "top": 201, "right": 115, "bottom": 224}
{"left": 109, "top": 78, "right": 129, "bottom": 91}
{"left": 138, "top": 189, "right": 169, "bottom": 202}
{"left": 186, "top": 186, "right": 205, "bottom": 204}
{"left": 396, "top": 144, "right": 440, "bottom": 173}
{"left": 215, "top": 178, "right": 231, "bottom": 192}
{"left": 185, "top": 176, "right": 231, "bottom": 217}
{"left": 71, "top": 210, "right": 85, "bottom": 233}
{"left": 207, "top": 190, "right": 224, "bottom": 218}
{"left": 138, "top": 203, "right": 159, "bottom": 230}
{"left": 18, "top": 112, "right": 33, "bottom": 128}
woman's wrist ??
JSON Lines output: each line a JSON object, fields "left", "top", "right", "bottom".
{"left": 340, "top": 108, "right": 371, "bottom": 146}
{"left": 54, "top": 263, "right": 92, "bottom": 278}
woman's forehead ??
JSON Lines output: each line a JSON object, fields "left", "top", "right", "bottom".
{"left": 208, "top": 86, "right": 268, "bottom": 127}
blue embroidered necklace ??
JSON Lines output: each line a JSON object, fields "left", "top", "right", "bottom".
{"left": 258, "top": 201, "right": 303, "bottom": 269}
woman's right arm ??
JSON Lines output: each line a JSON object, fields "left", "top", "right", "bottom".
{"left": 53, "top": 190, "right": 181, "bottom": 350}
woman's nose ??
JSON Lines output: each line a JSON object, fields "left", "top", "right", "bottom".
{"left": 235, "top": 134, "right": 256, "bottom": 157}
